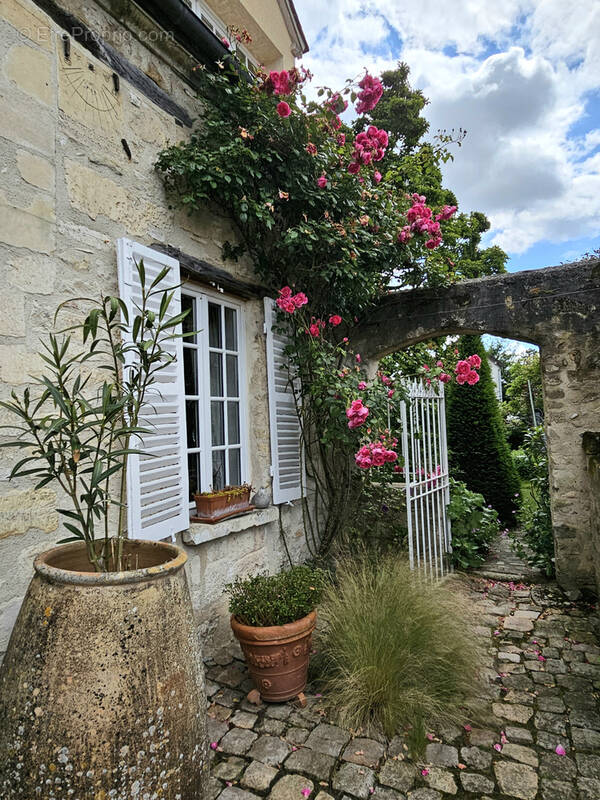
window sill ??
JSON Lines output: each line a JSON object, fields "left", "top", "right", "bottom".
{"left": 182, "top": 506, "right": 279, "bottom": 546}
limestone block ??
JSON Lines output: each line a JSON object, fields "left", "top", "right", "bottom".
{"left": 58, "top": 43, "right": 123, "bottom": 132}
{"left": 16, "top": 149, "right": 54, "bottom": 191}
{"left": 0, "top": 101, "right": 55, "bottom": 154}
{"left": 2, "top": 0, "right": 55, "bottom": 51}
{"left": 65, "top": 159, "right": 128, "bottom": 222}
{"left": 0, "top": 488, "right": 58, "bottom": 539}
{"left": 7, "top": 252, "right": 56, "bottom": 294}
{"left": 0, "top": 290, "right": 25, "bottom": 337}
{"left": 0, "top": 190, "right": 55, "bottom": 252}
{"left": 0, "top": 345, "right": 43, "bottom": 385}
{"left": 5, "top": 44, "right": 54, "bottom": 106}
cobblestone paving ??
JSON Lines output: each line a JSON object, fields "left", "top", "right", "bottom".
{"left": 207, "top": 550, "right": 600, "bottom": 800}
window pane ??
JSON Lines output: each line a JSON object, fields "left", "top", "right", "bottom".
{"left": 226, "top": 354, "right": 239, "bottom": 397}
{"left": 184, "top": 347, "right": 198, "bottom": 396}
{"left": 188, "top": 451, "right": 201, "bottom": 500}
{"left": 211, "top": 401, "right": 224, "bottom": 446}
{"left": 212, "top": 450, "right": 225, "bottom": 491}
{"left": 227, "top": 402, "right": 240, "bottom": 444}
{"left": 210, "top": 352, "right": 223, "bottom": 396}
{"left": 186, "top": 400, "right": 199, "bottom": 448}
{"left": 208, "top": 303, "right": 222, "bottom": 348}
{"left": 225, "top": 307, "right": 238, "bottom": 351}
{"left": 229, "top": 449, "right": 241, "bottom": 486}
{"left": 181, "top": 295, "right": 196, "bottom": 343}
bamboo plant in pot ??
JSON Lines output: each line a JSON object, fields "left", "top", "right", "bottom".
{"left": 227, "top": 565, "right": 323, "bottom": 707}
{"left": 0, "top": 262, "right": 208, "bottom": 800}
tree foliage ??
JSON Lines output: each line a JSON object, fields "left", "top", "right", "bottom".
{"left": 446, "top": 335, "right": 520, "bottom": 524}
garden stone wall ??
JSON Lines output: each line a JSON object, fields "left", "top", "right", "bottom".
{"left": 0, "top": 0, "right": 310, "bottom": 660}
{"left": 353, "top": 260, "right": 600, "bottom": 596}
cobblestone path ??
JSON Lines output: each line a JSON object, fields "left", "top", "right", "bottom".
{"left": 206, "top": 547, "right": 600, "bottom": 800}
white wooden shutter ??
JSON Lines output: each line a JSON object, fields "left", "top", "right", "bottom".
{"left": 264, "top": 298, "right": 305, "bottom": 504}
{"left": 117, "top": 238, "right": 189, "bottom": 541}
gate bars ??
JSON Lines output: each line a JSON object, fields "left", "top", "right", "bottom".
{"left": 400, "top": 380, "right": 452, "bottom": 578}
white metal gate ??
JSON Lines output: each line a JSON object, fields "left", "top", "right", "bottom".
{"left": 400, "top": 380, "right": 452, "bottom": 578}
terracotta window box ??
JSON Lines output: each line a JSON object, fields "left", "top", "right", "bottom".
{"left": 191, "top": 485, "right": 254, "bottom": 524}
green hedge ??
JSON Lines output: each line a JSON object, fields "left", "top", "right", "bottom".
{"left": 446, "top": 335, "right": 520, "bottom": 525}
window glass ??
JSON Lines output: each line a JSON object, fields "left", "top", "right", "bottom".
{"left": 210, "top": 352, "right": 223, "bottom": 396}
{"left": 225, "top": 307, "right": 237, "bottom": 350}
{"left": 227, "top": 401, "right": 240, "bottom": 444}
{"left": 211, "top": 401, "right": 224, "bottom": 446}
{"left": 229, "top": 449, "right": 241, "bottom": 486}
{"left": 212, "top": 450, "right": 225, "bottom": 491}
{"left": 184, "top": 293, "right": 245, "bottom": 498}
{"left": 226, "top": 355, "right": 239, "bottom": 397}
{"left": 208, "top": 303, "right": 222, "bottom": 348}
{"left": 181, "top": 294, "right": 196, "bottom": 342}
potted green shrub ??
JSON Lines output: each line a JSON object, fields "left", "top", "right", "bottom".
{"left": 227, "top": 566, "right": 323, "bottom": 706}
{"left": 0, "top": 262, "right": 208, "bottom": 800}
{"left": 192, "top": 482, "right": 253, "bottom": 522}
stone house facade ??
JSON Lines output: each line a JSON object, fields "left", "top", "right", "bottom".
{"left": 0, "top": 0, "right": 311, "bottom": 657}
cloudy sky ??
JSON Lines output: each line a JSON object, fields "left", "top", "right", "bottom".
{"left": 294, "top": 0, "right": 600, "bottom": 273}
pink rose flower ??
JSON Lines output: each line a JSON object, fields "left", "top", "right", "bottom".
{"left": 221, "top": 37, "right": 230, "bottom": 48}
{"left": 308, "top": 323, "right": 321, "bottom": 337}
{"left": 317, "top": 175, "right": 328, "bottom": 188}
{"left": 355, "top": 73, "right": 384, "bottom": 114}
{"left": 468, "top": 354, "right": 482, "bottom": 368}
{"left": 348, "top": 161, "right": 360, "bottom": 174}
{"left": 356, "top": 353, "right": 361, "bottom": 363}
{"left": 329, "top": 314, "right": 342, "bottom": 326}
{"left": 292, "top": 292, "right": 308, "bottom": 307}
{"left": 337, "top": 133, "right": 346, "bottom": 146}
{"left": 276, "top": 101, "right": 291, "bottom": 118}
{"left": 387, "top": 389, "right": 394, "bottom": 398}
{"left": 436, "top": 204, "right": 457, "bottom": 221}
{"left": 555, "top": 745, "right": 566, "bottom": 756}
{"left": 455, "top": 360, "right": 471, "bottom": 375}
{"left": 373, "top": 171, "right": 382, "bottom": 183}
{"left": 358, "top": 381, "right": 367, "bottom": 390}
{"left": 466, "top": 370, "right": 480, "bottom": 385}
{"left": 306, "top": 142, "right": 317, "bottom": 155}
{"left": 439, "top": 373, "right": 451, "bottom": 383}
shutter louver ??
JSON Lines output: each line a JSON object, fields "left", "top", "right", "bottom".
{"left": 264, "top": 298, "right": 305, "bottom": 504}
{"left": 117, "top": 238, "right": 189, "bottom": 541}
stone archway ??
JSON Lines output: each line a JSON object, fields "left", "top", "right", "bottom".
{"left": 352, "top": 259, "right": 600, "bottom": 595}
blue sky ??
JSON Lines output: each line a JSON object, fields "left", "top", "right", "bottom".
{"left": 295, "top": 0, "right": 600, "bottom": 274}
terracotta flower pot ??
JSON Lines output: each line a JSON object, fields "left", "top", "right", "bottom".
{"left": 231, "top": 610, "right": 316, "bottom": 703}
{"left": 0, "top": 539, "right": 208, "bottom": 800}
{"left": 193, "top": 486, "right": 253, "bottom": 522}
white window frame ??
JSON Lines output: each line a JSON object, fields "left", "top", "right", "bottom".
{"left": 190, "top": 0, "right": 259, "bottom": 70}
{"left": 182, "top": 284, "right": 249, "bottom": 506}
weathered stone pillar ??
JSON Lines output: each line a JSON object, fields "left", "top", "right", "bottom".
{"left": 541, "top": 330, "right": 600, "bottom": 594}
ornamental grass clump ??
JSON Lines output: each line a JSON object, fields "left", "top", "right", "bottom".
{"left": 316, "top": 554, "right": 482, "bottom": 750}
{"left": 226, "top": 565, "right": 324, "bottom": 627}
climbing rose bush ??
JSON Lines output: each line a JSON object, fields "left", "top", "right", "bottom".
{"left": 156, "top": 64, "right": 459, "bottom": 314}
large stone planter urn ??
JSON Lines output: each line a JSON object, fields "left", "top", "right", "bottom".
{"left": 0, "top": 539, "right": 208, "bottom": 800}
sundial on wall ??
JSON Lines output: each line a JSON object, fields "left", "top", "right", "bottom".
{"left": 58, "top": 39, "right": 123, "bottom": 132}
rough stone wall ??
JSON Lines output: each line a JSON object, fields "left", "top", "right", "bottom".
{"left": 582, "top": 433, "right": 600, "bottom": 597}
{"left": 0, "top": 0, "right": 310, "bottom": 659}
{"left": 353, "top": 261, "right": 600, "bottom": 595}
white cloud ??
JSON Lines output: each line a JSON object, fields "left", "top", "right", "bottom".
{"left": 294, "top": 0, "right": 600, "bottom": 255}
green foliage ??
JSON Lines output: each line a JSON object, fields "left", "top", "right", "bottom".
{"left": 226, "top": 565, "right": 324, "bottom": 627}
{"left": 511, "top": 448, "right": 531, "bottom": 480}
{"left": 512, "top": 427, "right": 554, "bottom": 577}
{"left": 0, "top": 262, "right": 186, "bottom": 572}
{"left": 446, "top": 335, "right": 521, "bottom": 525}
{"left": 275, "top": 304, "right": 406, "bottom": 557}
{"left": 504, "top": 349, "right": 543, "bottom": 426}
{"left": 315, "top": 554, "right": 481, "bottom": 749}
{"left": 343, "top": 482, "right": 408, "bottom": 554}
{"left": 447, "top": 480, "right": 501, "bottom": 569}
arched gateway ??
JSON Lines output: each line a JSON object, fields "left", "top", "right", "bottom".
{"left": 352, "top": 259, "right": 600, "bottom": 596}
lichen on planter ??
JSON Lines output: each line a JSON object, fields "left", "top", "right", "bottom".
{"left": 0, "top": 540, "right": 208, "bottom": 799}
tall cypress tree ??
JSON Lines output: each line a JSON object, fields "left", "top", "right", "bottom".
{"left": 446, "top": 335, "right": 520, "bottom": 525}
